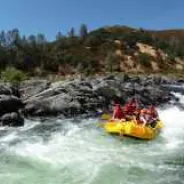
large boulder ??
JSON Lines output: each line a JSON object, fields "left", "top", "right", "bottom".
{"left": 0, "top": 95, "right": 24, "bottom": 116}
{"left": 1, "top": 112, "right": 24, "bottom": 127}
{"left": 0, "top": 83, "right": 20, "bottom": 97}
{"left": 0, "top": 83, "right": 25, "bottom": 127}
{"left": 24, "top": 93, "right": 83, "bottom": 117}
{"left": 20, "top": 80, "right": 51, "bottom": 99}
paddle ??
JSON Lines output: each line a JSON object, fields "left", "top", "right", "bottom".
{"left": 100, "top": 113, "right": 112, "bottom": 120}
{"left": 95, "top": 110, "right": 112, "bottom": 119}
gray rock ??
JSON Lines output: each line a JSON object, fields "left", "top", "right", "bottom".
{"left": 22, "top": 75, "right": 179, "bottom": 118}
{"left": 1, "top": 112, "right": 24, "bottom": 127}
{"left": 177, "top": 79, "right": 184, "bottom": 83}
{"left": 20, "top": 80, "right": 50, "bottom": 99}
{"left": 24, "top": 93, "right": 83, "bottom": 116}
{"left": 0, "top": 95, "right": 24, "bottom": 116}
{"left": 0, "top": 83, "right": 20, "bottom": 97}
{"left": 0, "top": 84, "right": 25, "bottom": 126}
{"left": 95, "top": 86, "right": 119, "bottom": 99}
{"left": 161, "top": 85, "right": 184, "bottom": 95}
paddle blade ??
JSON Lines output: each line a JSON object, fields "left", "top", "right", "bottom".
{"left": 100, "top": 113, "right": 111, "bottom": 120}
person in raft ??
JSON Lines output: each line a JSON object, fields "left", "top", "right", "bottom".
{"left": 111, "top": 104, "right": 126, "bottom": 122}
{"left": 138, "top": 109, "right": 149, "bottom": 126}
{"left": 123, "top": 98, "right": 140, "bottom": 120}
{"left": 147, "top": 105, "right": 159, "bottom": 128}
{"left": 138, "top": 106, "right": 159, "bottom": 127}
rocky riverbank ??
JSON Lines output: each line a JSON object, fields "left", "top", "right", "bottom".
{"left": 0, "top": 83, "right": 24, "bottom": 126}
{"left": 0, "top": 74, "right": 184, "bottom": 127}
{"left": 20, "top": 75, "right": 183, "bottom": 118}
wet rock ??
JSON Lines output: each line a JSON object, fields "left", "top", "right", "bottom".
{"left": 1, "top": 112, "right": 24, "bottom": 127}
{"left": 0, "top": 83, "right": 20, "bottom": 97}
{"left": 0, "top": 95, "right": 24, "bottom": 116}
{"left": 161, "top": 85, "right": 184, "bottom": 95}
{"left": 0, "top": 84, "right": 25, "bottom": 127}
{"left": 177, "top": 79, "right": 184, "bottom": 83}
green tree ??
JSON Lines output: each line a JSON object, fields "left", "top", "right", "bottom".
{"left": 56, "top": 31, "right": 63, "bottom": 40}
{"left": 80, "top": 24, "right": 88, "bottom": 39}
{"left": 106, "top": 52, "right": 120, "bottom": 73}
{"left": 36, "top": 33, "right": 46, "bottom": 44}
{"left": 0, "top": 31, "right": 6, "bottom": 46}
{"left": 68, "top": 27, "right": 75, "bottom": 38}
{"left": 0, "top": 45, "right": 7, "bottom": 70}
{"left": 28, "top": 35, "right": 37, "bottom": 45}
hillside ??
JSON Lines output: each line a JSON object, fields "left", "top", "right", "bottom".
{"left": 0, "top": 25, "right": 184, "bottom": 80}
{"left": 85, "top": 26, "right": 184, "bottom": 73}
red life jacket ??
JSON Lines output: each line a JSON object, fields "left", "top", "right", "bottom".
{"left": 113, "top": 106, "right": 125, "bottom": 119}
{"left": 124, "top": 102, "right": 138, "bottom": 115}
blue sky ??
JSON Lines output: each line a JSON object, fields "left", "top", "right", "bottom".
{"left": 0, "top": 0, "right": 184, "bottom": 40}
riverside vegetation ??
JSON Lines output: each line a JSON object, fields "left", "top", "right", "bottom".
{"left": 0, "top": 25, "right": 184, "bottom": 80}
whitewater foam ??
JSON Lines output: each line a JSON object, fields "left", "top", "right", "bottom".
{"left": 0, "top": 93, "right": 184, "bottom": 184}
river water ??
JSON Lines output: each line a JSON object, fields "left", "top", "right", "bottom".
{"left": 0, "top": 94, "right": 184, "bottom": 184}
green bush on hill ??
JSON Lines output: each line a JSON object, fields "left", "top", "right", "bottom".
{"left": 106, "top": 52, "right": 121, "bottom": 72}
{"left": 0, "top": 26, "right": 184, "bottom": 76}
{"left": 1, "top": 67, "right": 28, "bottom": 84}
{"left": 138, "top": 53, "right": 152, "bottom": 67}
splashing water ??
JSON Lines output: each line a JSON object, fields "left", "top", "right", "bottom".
{"left": 0, "top": 95, "right": 184, "bottom": 184}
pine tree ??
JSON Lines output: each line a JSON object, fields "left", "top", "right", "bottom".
{"left": 80, "top": 24, "right": 88, "bottom": 39}
{"left": 56, "top": 31, "right": 63, "bottom": 40}
{"left": 68, "top": 27, "right": 75, "bottom": 38}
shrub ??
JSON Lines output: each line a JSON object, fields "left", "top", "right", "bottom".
{"left": 106, "top": 52, "right": 120, "bottom": 72}
{"left": 1, "top": 67, "right": 28, "bottom": 84}
{"left": 138, "top": 53, "right": 152, "bottom": 67}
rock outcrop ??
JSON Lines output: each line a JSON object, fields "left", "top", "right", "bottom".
{"left": 21, "top": 75, "right": 180, "bottom": 118}
{"left": 0, "top": 74, "right": 181, "bottom": 124}
{"left": 20, "top": 79, "right": 50, "bottom": 100}
{"left": 0, "top": 83, "right": 25, "bottom": 127}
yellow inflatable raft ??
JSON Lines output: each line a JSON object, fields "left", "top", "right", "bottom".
{"left": 104, "top": 120, "right": 163, "bottom": 140}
